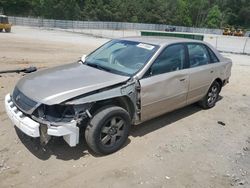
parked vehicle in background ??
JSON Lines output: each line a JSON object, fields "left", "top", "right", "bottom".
{"left": 165, "top": 27, "right": 176, "bottom": 32}
{"left": 223, "top": 28, "right": 232, "bottom": 36}
{"left": 5, "top": 37, "right": 232, "bottom": 155}
{"left": 0, "top": 15, "right": 11, "bottom": 32}
{"left": 233, "top": 29, "right": 245, "bottom": 37}
{"left": 223, "top": 27, "right": 245, "bottom": 37}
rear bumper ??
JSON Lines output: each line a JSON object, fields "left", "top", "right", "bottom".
{"left": 4, "top": 94, "right": 79, "bottom": 147}
{"left": 223, "top": 78, "right": 230, "bottom": 87}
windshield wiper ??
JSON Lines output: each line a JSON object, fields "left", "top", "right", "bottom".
{"left": 85, "top": 63, "right": 112, "bottom": 73}
{"left": 85, "top": 62, "right": 130, "bottom": 76}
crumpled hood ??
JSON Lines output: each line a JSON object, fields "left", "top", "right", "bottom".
{"left": 16, "top": 63, "right": 129, "bottom": 105}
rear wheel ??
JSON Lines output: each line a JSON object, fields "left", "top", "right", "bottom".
{"left": 85, "top": 106, "right": 131, "bottom": 155}
{"left": 199, "top": 81, "right": 221, "bottom": 109}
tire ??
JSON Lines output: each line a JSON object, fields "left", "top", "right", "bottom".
{"left": 5, "top": 28, "right": 11, "bottom": 33}
{"left": 199, "top": 81, "right": 221, "bottom": 109}
{"left": 0, "top": 29, "right": 3, "bottom": 32}
{"left": 85, "top": 106, "right": 131, "bottom": 155}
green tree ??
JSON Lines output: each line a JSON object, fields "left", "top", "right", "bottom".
{"left": 205, "top": 5, "right": 222, "bottom": 28}
{"left": 239, "top": 6, "right": 250, "bottom": 27}
{"left": 40, "top": 0, "right": 81, "bottom": 20}
{"left": 0, "top": 0, "right": 249, "bottom": 28}
{"left": 170, "top": 0, "right": 192, "bottom": 26}
{"left": 0, "top": 0, "right": 33, "bottom": 16}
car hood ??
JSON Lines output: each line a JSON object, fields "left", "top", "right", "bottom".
{"left": 16, "top": 63, "right": 129, "bottom": 105}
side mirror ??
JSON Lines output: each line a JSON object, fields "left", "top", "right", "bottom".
{"left": 80, "top": 54, "right": 87, "bottom": 63}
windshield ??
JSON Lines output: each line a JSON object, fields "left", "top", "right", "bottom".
{"left": 0, "top": 17, "right": 8, "bottom": 24}
{"left": 85, "top": 40, "right": 159, "bottom": 76}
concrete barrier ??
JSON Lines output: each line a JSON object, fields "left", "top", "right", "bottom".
{"left": 204, "top": 35, "right": 250, "bottom": 54}
{"left": 64, "top": 28, "right": 140, "bottom": 39}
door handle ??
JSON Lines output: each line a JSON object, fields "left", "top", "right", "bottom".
{"left": 210, "top": 70, "right": 214, "bottom": 73}
{"left": 179, "top": 78, "right": 186, "bottom": 82}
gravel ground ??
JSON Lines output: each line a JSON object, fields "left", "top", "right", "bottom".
{"left": 0, "top": 26, "right": 249, "bottom": 188}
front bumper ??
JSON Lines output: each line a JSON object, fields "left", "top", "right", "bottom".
{"left": 4, "top": 94, "right": 79, "bottom": 147}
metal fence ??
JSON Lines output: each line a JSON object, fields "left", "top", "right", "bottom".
{"left": 8, "top": 16, "right": 250, "bottom": 54}
{"left": 9, "top": 16, "right": 223, "bottom": 35}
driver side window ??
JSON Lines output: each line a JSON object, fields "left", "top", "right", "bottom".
{"left": 148, "top": 44, "right": 186, "bottom": 76}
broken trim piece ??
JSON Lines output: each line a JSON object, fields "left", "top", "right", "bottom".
{"left": 5, "top": 94, "right": 79, "bottom": 147}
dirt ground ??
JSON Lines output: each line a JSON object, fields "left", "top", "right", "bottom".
{"left": 0, "top": 26, "right": 250, "bottom": 188}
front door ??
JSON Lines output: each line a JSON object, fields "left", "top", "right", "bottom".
{"left": 139, "top": 44, "right": 189, "bottom": 122}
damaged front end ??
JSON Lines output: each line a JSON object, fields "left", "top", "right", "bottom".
{"left": 31, "top": 103, "right": 93, "bottom": 145}
{"left": 5, "top": 77, "right": 140, "bottom": 147}
{"left": 5, "top": 88, "right": 94, "bottom": 147}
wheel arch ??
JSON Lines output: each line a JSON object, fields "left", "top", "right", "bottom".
{"left": 90, "top": 96, "right": 135, "bottom": 120}
{"left": 214, "top": 78, "right": 223, "bottom": 92}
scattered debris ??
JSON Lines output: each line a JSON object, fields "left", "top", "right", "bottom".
{"left": 218, "top": 121, "right": 226, "bottom": 126}
{"left": 165, "top": 176, "right": 171, "bottom": 180}
{"left": 240, "top": 170, "right": 248, "bottom": 176}
{"left": 14, "top": 139, "right": 19, "bottom": 144}
{"left": 242, "top": 94, "right": 246, "bottom": 97}
{"left": 230, "top": 175, "right": 248, "bottom": 186}
{"left": 0, "top": 160, "right": 10, "bottom": 173}
{"left": 241, "top": 172, "right": 248, "bottom": 177}
{"left": 154, "top": 153, "right": 164, "bottom": 160}
{"left": 81, "top": 163, "right": 88, "bottom": 167}
{"left": 0, "top": 66, "right": 37, "bottom": 74}
{"left": 247, "top": 137, "right": 250, "bottom": 144}
{"left": 236, "top": 151, "right": 244, "bottom": 156}
{"left": 0, "top": 160, "right": 4, "bottom": 168}
{"left": 243, "top": 147, "right": 249, "bottom": 151}
{"left": 0, "top": 148, "right": 9, "bottom": 153}
{"left": 238, "top": 180, "right": 247, "bottom": 185}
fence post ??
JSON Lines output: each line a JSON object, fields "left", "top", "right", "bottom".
{"left": 243, "top": 38, "right": 248, "bottom": 54}
{"left": 216, "top": 36, "right": 218, "bottom": 49}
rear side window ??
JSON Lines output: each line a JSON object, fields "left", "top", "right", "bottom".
{"left": 207, "top": 47, "right": 219, "bottom": 63}
{"left": 149, "top": 44, "right": 186, "bottom": 76}
{"left": 187, "top": 44, "right": 210, "bottom": 68}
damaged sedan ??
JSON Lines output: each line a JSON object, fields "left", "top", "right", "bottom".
{"left": 5, "top": 37, "right": 232, "bottom": 155}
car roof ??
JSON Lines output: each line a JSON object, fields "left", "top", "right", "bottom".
{"left": 120, "top": 36, "right": 200, "bottom": 47}
{"left": 120, "top": 36, "right": 224, "bottom": 62}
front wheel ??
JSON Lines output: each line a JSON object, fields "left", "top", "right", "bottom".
{"left": 199, "top": 81, "right": 221, "bottom": 109}
{"left": 85, "top": 106, "right": 131, "bottom": 155}
{"left": 5, "top": 28, "right": 11, "bottom": 33}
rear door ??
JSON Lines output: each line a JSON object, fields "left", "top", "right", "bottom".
{"left": 186, "top": 43, "right": 216, "bottom": 104}
{"left": 139, "top": 44, "right": 189, "bottom": 122}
